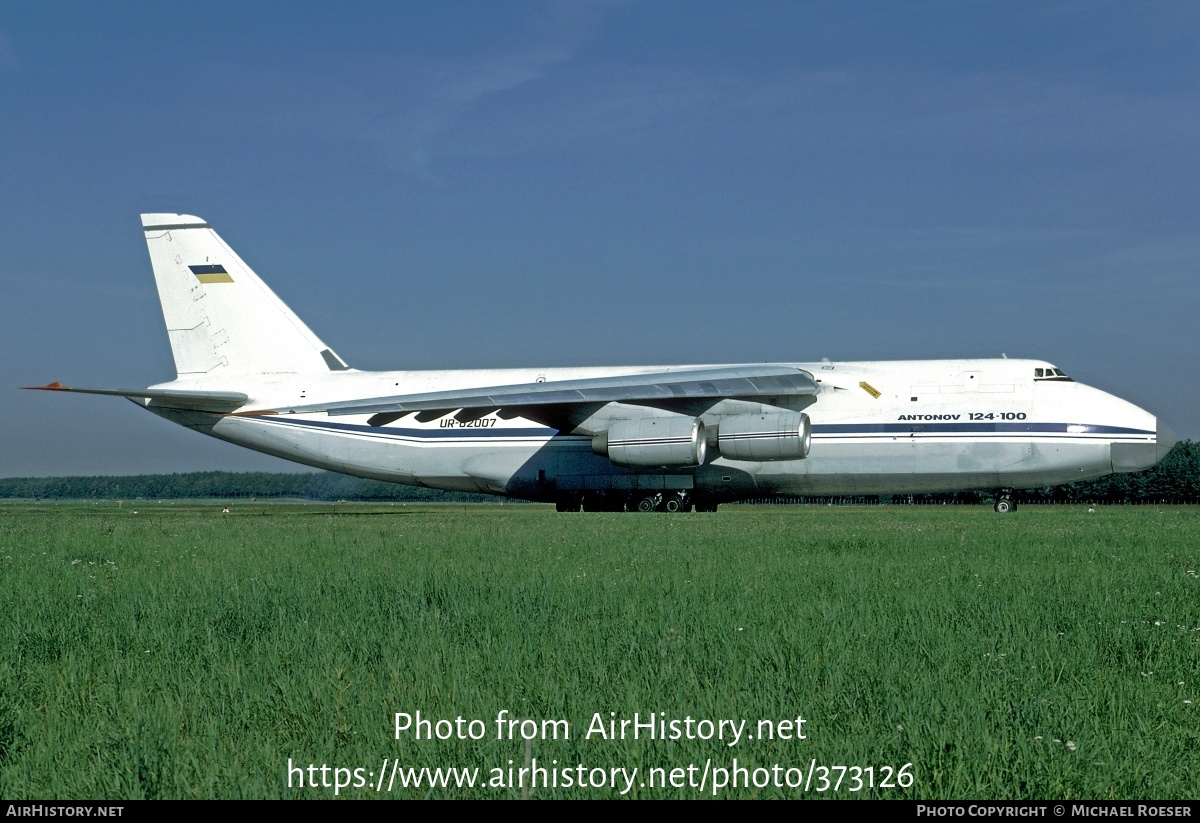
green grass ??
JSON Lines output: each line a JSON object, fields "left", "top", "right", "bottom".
{"left": 1, "top": 503, "right": 1197, "bottom": 798}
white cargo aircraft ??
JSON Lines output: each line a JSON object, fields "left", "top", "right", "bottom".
{"left": 29, "top": 214, "right": 1175, "bottom": 513}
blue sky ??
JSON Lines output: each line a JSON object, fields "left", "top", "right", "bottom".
{"left": 2, "top": 1, "right": 1197, "bottom": 476}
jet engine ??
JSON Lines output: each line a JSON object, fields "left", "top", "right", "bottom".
{"left": 593, "top": 417, "right": 707, "bottom": 468}
{"left": 717, "top": 412, "right": 811, "bottom": 461}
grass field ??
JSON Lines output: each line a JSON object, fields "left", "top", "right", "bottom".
{"left": 1, "top": 502, "right": 1197, "bottom": 799}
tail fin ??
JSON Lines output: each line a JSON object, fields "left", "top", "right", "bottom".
{"left": 141, "top": 213, "right": 351, "bottom": 377}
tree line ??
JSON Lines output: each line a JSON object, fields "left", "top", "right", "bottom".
{"left": 0, "top": 470, "right": 492, "bottom": 503}
{"left": 1, "top": 441, "right": 1196, "bottom": 504}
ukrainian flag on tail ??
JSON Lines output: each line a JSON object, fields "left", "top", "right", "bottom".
{"left": 189, "top": 264, "right": 233, "bottom": 284}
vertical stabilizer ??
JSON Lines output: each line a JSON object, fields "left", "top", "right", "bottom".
{"left": 141, "top": 213, "right": 350, "bottom": 377}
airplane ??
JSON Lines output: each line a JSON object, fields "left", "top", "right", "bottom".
{"left": 27, "top": 213, "right": 1176, "bottom": 513}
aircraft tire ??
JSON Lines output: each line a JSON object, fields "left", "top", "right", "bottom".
{"left": 994, "top": 496, "right": 1015, "bottom": 514}
{"left": 663, "top": 492, "right": 690, "bottom": 513}
{"left": 635, "top": 494, "right": 661, "bottom": 513}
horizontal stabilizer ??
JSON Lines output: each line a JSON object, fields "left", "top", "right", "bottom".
{"left": 25, "top": 382, "right": 248, "bottom": 413}
{"left": 271, "top": 365, "right": 819, "bottom": 419}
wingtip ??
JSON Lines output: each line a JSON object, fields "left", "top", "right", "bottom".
{"left": 23, "top": 381, "right": 68, "bottom": 391}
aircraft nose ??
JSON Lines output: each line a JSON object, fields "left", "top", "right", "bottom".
{"left": 1111, "top": 417, "right": 1176, "bottom": 473}
{"left": 1157, "top": 420, "right": 1178, "bottom": 465}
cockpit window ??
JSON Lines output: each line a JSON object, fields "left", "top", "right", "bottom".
{"left": 1034, "top": 366, "right": 1074, "bottom": 382}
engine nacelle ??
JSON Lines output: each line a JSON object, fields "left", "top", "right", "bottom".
{"left": 717, "top": 412, "right": 811, "bottom": 461}
{"left": 593, "top": 417, "right": 707, "bottom": 468}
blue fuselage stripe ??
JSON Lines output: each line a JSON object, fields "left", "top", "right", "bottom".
{"left": 250, "top": 416, "right": 559, "bottom": 438}
{"left": 241, "top": 416, "right": 1153, "bottom": 442}
{"left": 812, "top": 422, "right": 1152, "bottom": 436}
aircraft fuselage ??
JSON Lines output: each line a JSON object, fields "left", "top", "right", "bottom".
{"left": 144, "top": 357, "right": 1170, "bottom": 507}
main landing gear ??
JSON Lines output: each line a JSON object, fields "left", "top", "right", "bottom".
{"left": 555, "top": 491, "right": 710, "bottom": 513}
{"left": 633, "top": 493, "right": 662, "bottom": 513}
{"left": 628, "top": 490, "right": 695, "bottom": 513}
{"left": 631, "top": 491, "right": 693, "bottom": 513}
{"left": 993, "top": 493, "right": 1017, "bottom": 514}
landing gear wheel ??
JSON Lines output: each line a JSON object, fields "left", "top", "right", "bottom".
{"left": 664, "top": 492, "right": 690, "bottom": 513}
{"left": 994, "top": 495, "right": 1016, "bottom": 514}
{"left": 634, "top": 493, "right": 662, "bottom": 513}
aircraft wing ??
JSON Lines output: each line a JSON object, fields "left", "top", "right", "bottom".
{"left": 24, "top": 382, "right": 250, "bottom": 413}
{"left": 274, "top": 365, "right": 819, "bottom": 423}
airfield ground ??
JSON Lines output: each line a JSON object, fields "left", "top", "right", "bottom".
{"left": 1, "top": 502, "right": 1196, "bottom": 798}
